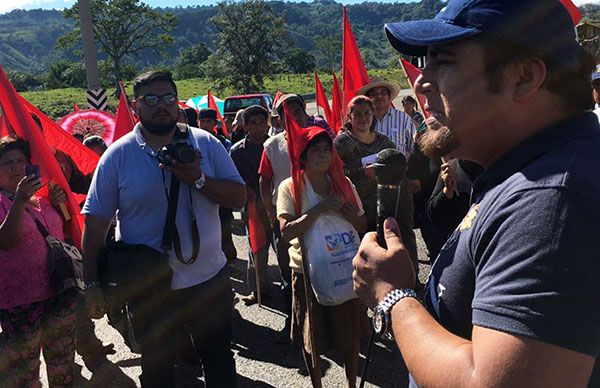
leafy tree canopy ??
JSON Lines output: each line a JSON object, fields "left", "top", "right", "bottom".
{"left": 57, "top": 0, "right": 177, "bottom": 89}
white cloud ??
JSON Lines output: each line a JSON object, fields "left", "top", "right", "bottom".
{"left": 574, "top": 0, "right": 600, "bottom": 5}
{"left": 0, "top": 0, "right": 74, "bottom": 14}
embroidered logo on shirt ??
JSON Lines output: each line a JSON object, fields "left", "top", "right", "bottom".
{"left": 437, "top": 283, "right": 446, "bottom": 298}
{"left": 459, "top": 203, "right": 480, "bottom": 231}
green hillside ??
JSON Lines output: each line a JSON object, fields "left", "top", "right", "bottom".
{"left": 0, "top": 0, "right": 445, "bottom": 73}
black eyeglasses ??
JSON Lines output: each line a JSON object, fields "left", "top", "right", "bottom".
{"left": 139, "top": 93, "right": 178, "bottom": 107}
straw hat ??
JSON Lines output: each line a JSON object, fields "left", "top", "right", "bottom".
{"left": 357, "top": 77, "right": 401, "bottom": 100}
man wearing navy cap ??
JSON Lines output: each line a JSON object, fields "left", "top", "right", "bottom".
{"left": 352, "top": 1, "right": 600, "bottom": 386}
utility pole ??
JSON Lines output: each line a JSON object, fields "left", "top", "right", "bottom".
{"left": 78, "top": 0, "right": 107, "bottom": 110}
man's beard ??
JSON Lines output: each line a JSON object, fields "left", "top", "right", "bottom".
{"left": 140, "top": 114, "right": 177, "bottom": 135}
{"left": 419, "top": 122, "right": 460, "bottom": 159}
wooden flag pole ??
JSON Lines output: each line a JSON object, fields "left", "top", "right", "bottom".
{"left": 299, "top": 238, "right": 319, "bottom": 367}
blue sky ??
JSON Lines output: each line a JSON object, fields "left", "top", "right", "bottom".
{"left": 0, "top": 0, "right": 419, "bottom": 14}
{"left": 2, "top": 0, "right": 598, "bottom": 14}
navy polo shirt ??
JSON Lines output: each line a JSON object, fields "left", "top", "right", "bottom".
{"left": 424, "top": 113, "right": 600, "bottom": 359}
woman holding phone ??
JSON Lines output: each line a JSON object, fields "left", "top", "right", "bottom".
{"left": 0, "top": 135, "right": 78, "bottom": 387}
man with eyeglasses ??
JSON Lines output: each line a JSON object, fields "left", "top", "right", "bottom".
{"left": 81, "top": 71, "right": 245, "bottom": 387}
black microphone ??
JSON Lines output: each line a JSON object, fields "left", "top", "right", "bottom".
{"left": 374, "top": 148, "right": 407, "bottom": 248}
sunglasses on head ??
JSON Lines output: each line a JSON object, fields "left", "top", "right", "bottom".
{"left": 139, "top": 93, "right": 177, "bottom": 107}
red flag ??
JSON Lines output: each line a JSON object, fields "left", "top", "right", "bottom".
{"left": 18, "top": 96, "right": 99, "bottom": 176}
{"left": 113, "top": 81, "right": 137, "bottom": 142}
{"left": 331, "top": 72, "right": 343, "bottom": 134}
{"left": 560, "top": 0, "right": 582, "bottom": 25}
{"left": 208, "top": 89, "right": 228, "bottom": 137}
{"left": 247, "top": 199, "right": 269, "bottom": 254}
{"left": 273, "top": 91, "right": 283, "bottom": 108}
{"left": 0, "top": 114, "right": 13, "bottom": 137}
{"left": 399, "top": 59, "right": 429, "bottom": 119}
{"left": 0, "top": 65, "right": 85, "bottom": 248}
{"left": 283, "top": 103, "right": 357, "bottom": 216}
{"left": 73, "top": 103, "right": 80, "bottom": 111}
{"left": 342, "top": 6, "right": 370, "bottom": 109}
{"left": 314, "top": 71, "right": 333, "bottom": 130}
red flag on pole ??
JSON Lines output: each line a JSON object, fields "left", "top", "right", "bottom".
{"left": 399, "top": 59, "right": 429, "bottom": 119}
{"left": 314, "top": 71, "right": 333, "bottom": 130}
{"left": 331, "top": 72, "right": 343, "bottom": 134}
{"left": 113, "top": 81, "right": 138, "bottom": 142}
{"left": 18, "top": 96, "right": 99, "bottom": 176}
{"left": 342, "top": 6, "right": 370, "bottom": 109}
{"left": 208, "top": 89, "right": 228, "bottom": 137}
{"left": 0, "top": 65, "right": 85, "bottom": 247}
{"left": 560, "top": 0, "right": 582, "bottom": 25}
{"left": 247, "top": 199, "right": 269, "bottom": 254}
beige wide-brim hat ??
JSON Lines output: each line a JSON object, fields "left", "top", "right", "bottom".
{"left": 357, "top": 77, "right": 401, "bottom": 100}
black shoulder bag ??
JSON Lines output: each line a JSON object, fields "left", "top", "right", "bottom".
{"left": 26, "top": 207, "right": 85, "bottom": 295}
{"left": 98, "top": 172, "right": 200, "bottom": 306}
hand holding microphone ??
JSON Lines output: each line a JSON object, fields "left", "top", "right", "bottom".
{"left": 352, "top": 149, "right": 415, "bottom": 307}
{"left": 373, "top": 148, "right": 407, "bottom": 248}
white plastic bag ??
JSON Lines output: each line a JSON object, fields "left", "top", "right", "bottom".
{"left": 303, "top": 178, "right": 359, "bottom": 306}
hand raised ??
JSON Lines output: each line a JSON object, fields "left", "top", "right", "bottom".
{"left": 14, "top": 175, "right": 42, "bottom": 204}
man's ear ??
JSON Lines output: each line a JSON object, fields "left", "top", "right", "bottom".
{"left": 512, "top": 58, "right": 547, "bottom": 102}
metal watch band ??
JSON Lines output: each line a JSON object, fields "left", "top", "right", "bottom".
{"left": 379, "top": 288, "right": 418, "bottom": 314}
{"left": 194, "top": 172, "right": 206, "bottom": 189}
{"left": 83, "top": 281, "right": 100, "bottom": 291}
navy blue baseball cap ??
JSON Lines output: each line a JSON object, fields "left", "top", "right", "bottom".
{"left": 385, "top": 0, "right": 583, "bottom": 71}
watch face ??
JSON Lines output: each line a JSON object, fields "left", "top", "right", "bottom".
{"left": 373, "top": 308, "right": 384, "bottom": 334}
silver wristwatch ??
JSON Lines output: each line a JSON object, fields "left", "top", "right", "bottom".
{"left": 373, "top": 288, "right": 418, "bottom": 336}
{"left": 193, "top": 172, "right": 206, "bottom": 189}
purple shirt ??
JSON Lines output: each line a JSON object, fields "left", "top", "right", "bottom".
{"left": 0, "top": 196, "right": 63, "bottom": 309}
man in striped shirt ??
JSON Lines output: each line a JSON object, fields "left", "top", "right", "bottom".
{"left": 359, "top": 78, "right": 416, "bottom": 157}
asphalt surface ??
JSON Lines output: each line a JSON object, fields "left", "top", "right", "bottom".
{"left": 36, "top": 214, "right": 432, "bottom": 388}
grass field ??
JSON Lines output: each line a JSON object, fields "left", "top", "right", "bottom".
{"left": 20, "top": 68, "right": 410, "bottom": 120}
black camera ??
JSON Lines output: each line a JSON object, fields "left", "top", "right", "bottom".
{"left": 157, "top": 142, "right": 196, "bottom": 166}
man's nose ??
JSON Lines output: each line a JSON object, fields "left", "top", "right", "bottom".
{"left": 415, "top": 73, "right": 434, "bottom": 97}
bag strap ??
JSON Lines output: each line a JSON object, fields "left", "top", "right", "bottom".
{"left": 25, "top": 207, "right": 50, "bottom": 238}
{"left": 161, "top": 172, "right": 200, "bottom": 265}
{"left": 0, "top": 188, "right": 50, "bottom": 239}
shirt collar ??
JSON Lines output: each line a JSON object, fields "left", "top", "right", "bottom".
{"left": 472, "top": 112, "right": 600, "bottom": 201}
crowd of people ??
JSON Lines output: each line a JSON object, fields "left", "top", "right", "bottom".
{"left": 0, "top": 0, "right": 599, "bottom": 387}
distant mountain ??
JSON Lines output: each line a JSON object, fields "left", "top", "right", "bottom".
{"left": 1, "top": 0, "right": 598, "bottom": 74}
{"left": 0, "top": 0, "right": 444, "bottom": 73}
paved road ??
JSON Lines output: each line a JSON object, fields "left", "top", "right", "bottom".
{"left": 38, "top": 214, "right": 431, "bottom": 388}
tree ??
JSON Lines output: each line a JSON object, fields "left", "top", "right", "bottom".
{"left": 45, "top": 60, "right": 87, "bottom": 89}
{"left": 282, "top": 47, "right": 316, "bottom": 74}
{"left": 211, "top": 0, "right": 287, "bottom": 92}
{"left": 7, "top": 71, "right": 44, "bottom": 92}
{"left": 174, "top": 43, "right": 211, "bottom": 79}
{"left": 315, "top": 35, "right": 341, "bottom": 72}
{"left": 57, "top": 0, "right": 177, "bottom": 89}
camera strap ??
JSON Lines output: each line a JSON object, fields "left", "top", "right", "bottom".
{"left": 161, "top": 171, "right": 200, "bottom": 265}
